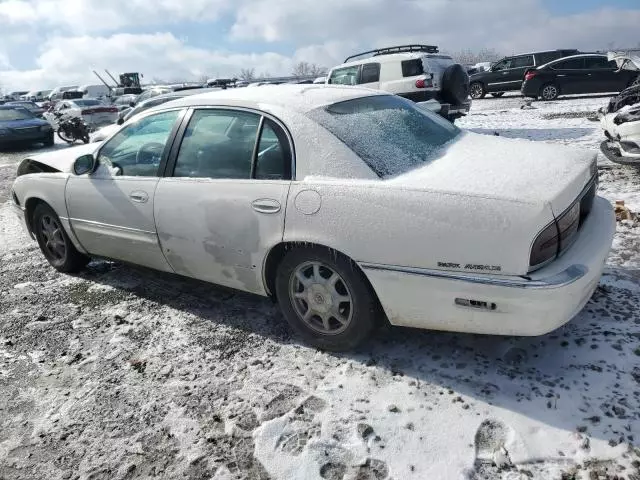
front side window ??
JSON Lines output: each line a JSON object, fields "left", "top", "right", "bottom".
{"left": 308, "top": 95, "right": 461, "bottom": 178}
{"left": 97, "top": 110, "right": 180, "bottom": 177}
{"left": 328, "top": 66, "right": 359, "bottom": 85}
{"left": 492, "top": 58, "right": 513, "bottom": 71}
{"left": 359, "top": 63, "right": 381, "bottom": 84}
{"left": 173, "top": 109, "right": 259, "bottom": 179}
{"left": 511, "top": 55, "right": 534, "bottom": 68}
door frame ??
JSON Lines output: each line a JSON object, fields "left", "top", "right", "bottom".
{"left": 161, "top": 106, "right": 297, "bottom": 180}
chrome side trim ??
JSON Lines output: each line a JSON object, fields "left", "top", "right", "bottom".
{"left": 359, "top": 262, "right": 587, "bottom": 289}
{"left": 69, "top": 217, "right": 156, "bottom": 235}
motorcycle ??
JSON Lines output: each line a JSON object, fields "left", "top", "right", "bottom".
{"left": 54, "top": 111, "right": 90, "bottom": 144}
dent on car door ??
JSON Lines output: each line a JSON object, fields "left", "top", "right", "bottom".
{"left": 154, "top": 108, "right": 292, "bottom": 294}
{"left": 65, "top": 109, "right": 183, "bottom": 271}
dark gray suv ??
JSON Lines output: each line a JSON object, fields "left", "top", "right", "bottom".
{"left": 469, "top": 49, "right": 579, "bottom": 99}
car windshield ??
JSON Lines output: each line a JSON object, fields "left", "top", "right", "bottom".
{"left": 8, "top": 102, "right": 38, "bottom": 111}
{"left": 72, "top": 100, "right": 102, "bottom": 107}
{"left": 308, "top": 95, "right": 461, "bottom": 178}
{"left": 0, "top": 107, "right": 34, "bottom": 121}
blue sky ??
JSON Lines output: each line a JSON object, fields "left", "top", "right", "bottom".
{"left": 1, "top": 0, "right": 639, "bottom": 90}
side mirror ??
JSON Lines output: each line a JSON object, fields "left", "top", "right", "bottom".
{"left": 117, "top": 118, "right": 124, "bottom": 125}
{"left": 73, "top": 154, "right": 97, "bottom": 175}
{"left": 129, "top": 102, "right": 136, "bottom": 107}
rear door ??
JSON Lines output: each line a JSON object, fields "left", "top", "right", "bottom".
{"left": 153, "top": 108, "right": 293, "bottom": 294}
{"left": 549, "top": 57, "right": 586, "bottom": 94}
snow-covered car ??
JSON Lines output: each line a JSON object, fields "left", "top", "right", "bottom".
{"left": 10, "top": 85, "right": 614, "bottom": 351}
{"left": 599, "top": 53, "right": 640, "bottom": 164}
{"left": 50, "top": 99, "right": 119, "bottom": 129}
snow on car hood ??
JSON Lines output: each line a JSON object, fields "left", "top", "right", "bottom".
{"left": 388, "top": 132, "right": 595, "bottom": 215}
{"left": 19, "top": 142, "right": 99, "bottom": 173}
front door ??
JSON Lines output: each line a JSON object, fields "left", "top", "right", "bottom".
{"left": 485, "top": 55, "right": 533, "bottom": 92}
{"left": 154, "top": 108, "right": 292, "bottom": 295}
{"left": 583, "top": 56, "right": 620, "bottom": 93}
{"left": 66, "top": 109, "right": 183, "bottom": 271}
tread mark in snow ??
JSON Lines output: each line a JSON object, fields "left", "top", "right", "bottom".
{"left": 320, "top": 462, "right": 347, "bottom": 480}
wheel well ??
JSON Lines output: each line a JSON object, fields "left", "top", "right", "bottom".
{"left": 263, "top": 242, "right": 377, "bottom": 301}
{"left": 24, "top": 197, "right": 46, "bottom": 234}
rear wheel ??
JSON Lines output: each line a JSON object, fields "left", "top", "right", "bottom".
{"left": 275, "top": 247, "right": 380, "bottom": 351}
{"left": 490, "top": 92, "right": 505, "bottom": 97}
{"left": 470, "top": 82, "right": 486, "bottom": 99}
{"left": 540, "top": 83, "right": 559, "bottom": 101}
{"left": 57, "top": 129, "right": 74, "bottom": 143}
{"left": 33, "top": 203, "right": 89, "bottom": 273}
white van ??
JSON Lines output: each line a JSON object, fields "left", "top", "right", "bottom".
{"left": 26, "top": 90, "right": 52, "bottom": 101}
{"left": 77, "top": 84, "right": 111, "bottom": 99}
{"left": 48, "top": 86, "right": 79, "bottom": 101}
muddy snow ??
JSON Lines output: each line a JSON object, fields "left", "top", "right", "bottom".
{"left": 1, "top": 94, "right": 639, "bottom": 480}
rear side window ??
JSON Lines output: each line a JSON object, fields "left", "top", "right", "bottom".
{"left": 254, "top": 119, "right": 292, "bottom": 180}
{"left": 552, "top": 58, "right": 585, "bottom": 70}
{"left": 401, "top": 59, "right": 424, "bottom": 77}
{"left": 359, "top": 63, "right": 380, "bottom": 84}
{"left": 328, "top": 66, "right": 359, "bottom": 85}
{"left": 511, "top": 55, "right": 534, "bottom": 68}
{"left": 308, "top": 95, "right": 460, "bottom": 178}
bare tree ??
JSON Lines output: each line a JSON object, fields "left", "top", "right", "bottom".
{"left": 238, "top": 68, "right": 256, "bottom": 81}
{"left": 446, "top": 48, "right": 502, "bottom": 65}
{"left": 197, "top": 74, "right": 209, "bottom": 84}
{"left": 292, "top": 62, "right": 327, "bottom": 78}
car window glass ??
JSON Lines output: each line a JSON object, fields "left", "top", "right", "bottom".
{"left": 359, "top": 63, "right": 380, "bottom": 84}
{"left": 583, "top": 57, "right": 610, "bottom": 69}
{"left": 511, "top": 55, "right": 534, "bottom": 68}
{"left": 492, "top": 59, "right": 512, "bottom": 71}
{"left": 173, "top": 109, "right": 260, "bottom": 179}
{"left": 536, "top": 52, "right": 557, "bottom": 65}
{"left": 401, "top": 59, "right": 424, "bottom": 77}
{"left": 552, "top": 58, "right": 584, "bottom": 70}
{"left": 255, "top": 119, "right": 291, "bottom": 180}
{"left": 97, "top": 110, "right": 180, "bottom": 177}
{"left": 328, "top": 66, "right": 359, "bottom": 85}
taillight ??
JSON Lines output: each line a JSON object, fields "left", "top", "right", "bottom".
{"left": 107, "top": 107, "right": 118, "bottom": 113}
{"left": 524, "top": 71, "right": 537, "bottom": 81}
{"left": 415, "top": 79, "right": 426, "bottom": 88}
{"left": 81, "top": 109, "right": 94, "bottom": 115}
{"left": 415, "top": 78, "right": 433, "bottom": 88}
{"left": 529, "top": 222, "right": 559, "bottom": 268}
{"left": 557, "top": 202, "right": 580, "bottom": 252}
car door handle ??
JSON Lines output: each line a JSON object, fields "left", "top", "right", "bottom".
{"left": 557, "top": 74, "right": 566, "bottom": 77}
{"left": 502, "top": 72, "right": 508, "bottom": 75}
{"left": 251, "top": 198, "right": 281, "bottom": 214}
{"left": 129, "top": 191, "right": 149, "bottom": 203}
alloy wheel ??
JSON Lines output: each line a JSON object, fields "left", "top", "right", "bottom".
{"left": 470, "top": 83, "right": 484, "bottom": 99}
{"left": 289, "top": 261, "right": 353, "bottom": 335}
{"left": 40, "top": 214, "right": 66, "bottom": 260}
{"left": 542, "top": 85, "right": 558, "bottom": 100}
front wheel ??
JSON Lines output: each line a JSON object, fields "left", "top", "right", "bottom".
{"left": 540, "top": 83, "right": 559, "bottom": 101}
{"left": 57, "top": 128, "right": 74, "bottom": 143}
{"left": 275, "top": 248, "right": 381, "bottom": 351}
{"left": 470, "top": 82, "right": 486, "bottom": 99}
{"left": 33, "top": 203, "right": 90, "bottom": 273}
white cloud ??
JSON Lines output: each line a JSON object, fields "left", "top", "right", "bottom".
{"left": 1, "top": 0, "right": 639, "bottom": 92}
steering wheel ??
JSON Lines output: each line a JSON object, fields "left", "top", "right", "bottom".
{"left": 136, "top": 142, "right": 165, "bottom": 165}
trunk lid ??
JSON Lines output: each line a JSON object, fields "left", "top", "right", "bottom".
{"left": 388, "top": 132, "right": 595, "bottom": 215}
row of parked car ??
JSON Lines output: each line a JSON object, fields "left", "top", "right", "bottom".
{"left": 469, "top": 49, "right": 640, "bottom": 100}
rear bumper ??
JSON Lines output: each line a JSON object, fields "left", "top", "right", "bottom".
{"left": 360, "top": 196, "right": 615, "bottom": 336}
{"left": 520, "top": 80, "right": 541, "bottom": 98}
{"left": 400, "top": 91, "right": 471, "bottom": 118}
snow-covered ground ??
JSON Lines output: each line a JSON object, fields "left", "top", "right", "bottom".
{"left": 1, "top": 95, "right": 639, "bottom": 480}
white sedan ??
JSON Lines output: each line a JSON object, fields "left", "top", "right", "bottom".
{"left": 10, "top": 85, "right": 615, "bottom": 351}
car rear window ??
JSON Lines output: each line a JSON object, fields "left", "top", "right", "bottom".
{"left": 308, "top": 95, "right": 460, "bottom": 178}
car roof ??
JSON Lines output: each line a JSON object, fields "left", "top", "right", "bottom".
{"left": 333, "top": 52, "right": 452, "bottom": 69}
{"left": 156, "top": 84, "right": 382, "bottom": 114}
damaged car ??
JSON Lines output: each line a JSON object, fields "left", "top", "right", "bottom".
{"left": 599, "top": 52, "right": 640, "bottom": 164}
{"left": 10, "top": 85, "right": 615, "bottom": 351}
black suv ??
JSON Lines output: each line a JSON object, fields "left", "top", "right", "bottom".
{"left": 469, "top": 49, "right": 578, "bottom": 99}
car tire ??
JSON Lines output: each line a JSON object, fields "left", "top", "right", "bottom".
{"left": 470, "top": 82, "right": 486, "bottom": 99}
{"left": 490, "top": 92, "right": 505, "bottom": 97}
{"left": 540, "top": 83, "right": 559, "bottom": 101}
{"left": 33, "top": 203, "right": 90, "bottom": 273}
{"left": 275, "top": 247, "right": 381, "bottom": 351}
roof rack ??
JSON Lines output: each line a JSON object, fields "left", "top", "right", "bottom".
{"left": 344, "top": 44, "right": 439, "bottom": 63}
